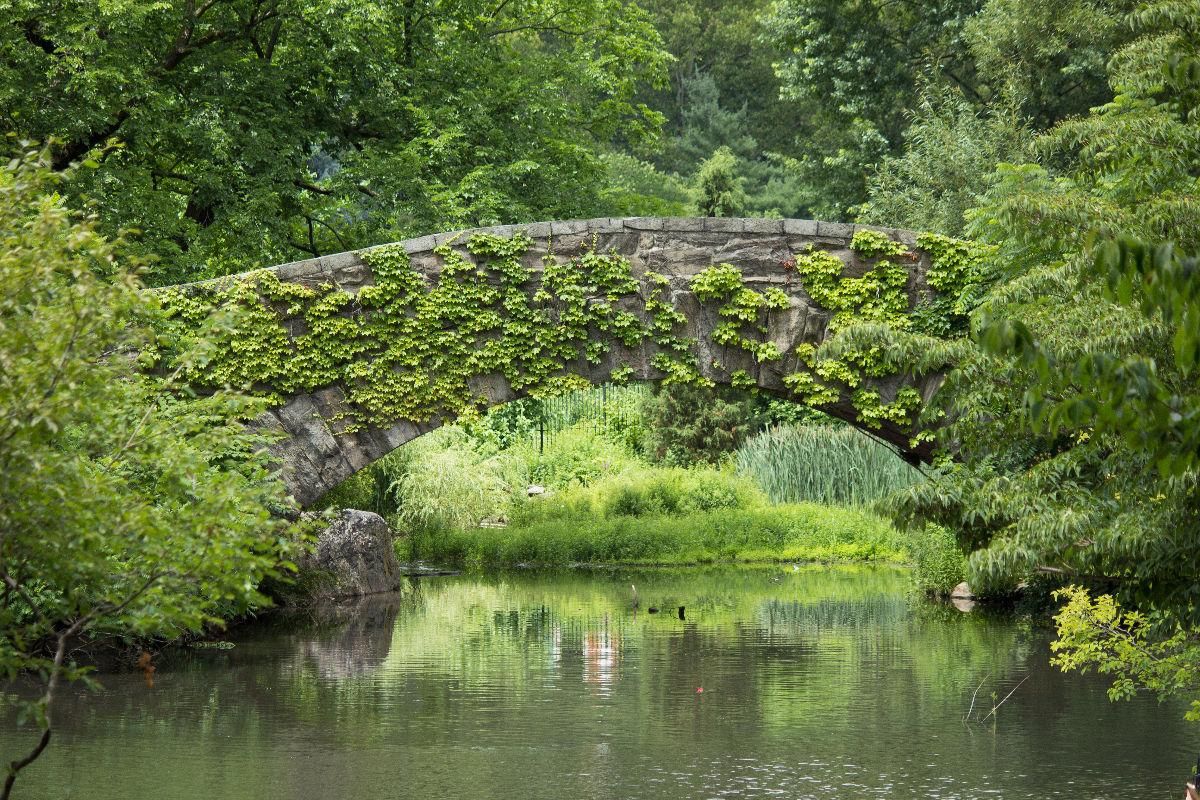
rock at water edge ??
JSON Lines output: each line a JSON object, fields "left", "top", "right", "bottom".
{"left": 950, "top": 581, "right": 974, "bottom": 599}
{"left": 299, "top": 509, "right": 401, "bottom": 599}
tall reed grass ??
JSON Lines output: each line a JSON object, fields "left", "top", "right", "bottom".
{"left": 736, "top": 424, "right": 922, "bottom": 507}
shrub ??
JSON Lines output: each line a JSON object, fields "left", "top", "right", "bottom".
{"left": 908, "top": 524, "right": 967, "bottom": 595}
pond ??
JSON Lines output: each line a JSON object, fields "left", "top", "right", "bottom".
{"left": 3, "top": 566, "right": 1191, "bottom": 799}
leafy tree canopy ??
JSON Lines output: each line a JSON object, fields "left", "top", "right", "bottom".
{"left": 764, "top": 0, "right": 1137, "bottom": 218}
{"left": 0, "top": 0, "right": 670, "bottom": 285}
{"left": 0, "top": 149, "right": 300, "bottom": 796}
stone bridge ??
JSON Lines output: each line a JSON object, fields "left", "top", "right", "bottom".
{"left": 168, "top": 217, "right": 959, "bottom": 507}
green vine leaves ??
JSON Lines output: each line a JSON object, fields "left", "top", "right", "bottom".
{"left": 689, "top": 229, "right": 991, "bottom": 438}
{"left": 155, "top": 227, "right": 988, "bottom": 439}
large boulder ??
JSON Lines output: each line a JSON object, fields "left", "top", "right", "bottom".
{"left": 298, "top": 510, "right": 402, "bottom": 599}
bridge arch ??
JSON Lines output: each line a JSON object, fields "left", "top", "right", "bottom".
{"left": 162, "top": 217, "right": 965, "bottom": 507}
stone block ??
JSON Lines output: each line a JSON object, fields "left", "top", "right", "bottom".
{"left": 783, "top": 219, "right": 819, "bottom": 236}
{"left": 333, "top": 263, "right": 369, "bottom": 286}
{"left": 401, "top": 235, "right": 435, "bottom": 254}
{"left": 662, "top": 217, "right": 705, "bottom": 232}
{"left": 551, "top": 219, "right": 589, "bottom": 236}
{"left": 816, "top": 221, "right": 855, "bottom": 239}
{"left": 249, "top": 410, "right": 287, "bottom": 436}
{"left": 481, "top": 224, "right": 515, "bottom": 240}
{"left": 433, "top": 230, "right": 466, "bottom": 248}
{"left": 623, "top": 217, "right": 665, "bottom": 231}
{"left": 312, "top": 386, "right": 353, "bottom": 434}
{"left": 520, "top": 221, "right": 552, "bottom": 238}
{"left": 278, "top": 394, "right": 341, "bottom": 459}
{"left": 703, "top": 217, "right": 745, "bottom": 232}
{"left": 742, "top": 218, "right": 785, "bottom": 234}
{"left": 276, "top": 258, "right": 327, "bottom": 283}
{"left": 336, "top": 434, "right": 374, "bottom": 471}
{"left": 381, "top": 420, "right": 422, "bottom": 449}
{"left": 319, "top": 251, "right": 360, "bottom": 274}
{"left": 590, "top": 217, "right": 626, "bottom": 234}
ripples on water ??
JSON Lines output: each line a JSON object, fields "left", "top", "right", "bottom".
{"left": 1, "top": 566, "right": 1190, "bottom": 799}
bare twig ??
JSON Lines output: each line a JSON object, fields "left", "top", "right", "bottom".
{"left": 963, "top": 673, "right": 989, "bottom": 723}
{"left": 980, "top": 675, "right": 1030, "bottom": 722}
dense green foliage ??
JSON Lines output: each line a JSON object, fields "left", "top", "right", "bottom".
{"left": 642, "top": 383, "right": 768, "bottom": 467}
{"left": 9, "top": 0, "right": 1200, "bottom": 766}
{"left": 157, "top": 235, "right": 705, "bottom": 430}
{"left": 311, "top": 384, "right": 928, "bottom": 573}
{"left": 828, "top": 0, "right": 1200, "bottom": 721}
{"left": 0, "top": 152, "right": 299, "bottom": 796}
{"left": 764, "top": 0, "right": 1136, "bottom": 220}
{"left": 0, "top": 0, "right": 671, "bottom": 285}
{"left": 908, "top": 524, "right": 968, "bottom": 596}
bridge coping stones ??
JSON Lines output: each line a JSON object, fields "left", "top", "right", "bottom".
{"left": 702, "top": 217, "right": 745, "bottom": 232}
{"left": 275, "top": 257, "right": 328, "bottom": 283}
{"left": 816, "top": 221, "right": 854, "bottom": 238}
{"left": 622, "top": 217, "right": 664, "bottom": 231}
{"left": 550, "top": 219, "right": 590, "bottom": 235}
{"left": 663, "top": 217, "right": 704, "bottom": 232}
{"left": 177, "top": 218, "right": 922, "bottom": 295}
{"left": 783, "top": 219, "right": 818, "bottom": 236}
{"left": 401, "top": 234, "right": 435, "bottom": 254}
{"left": 743, "top": 218, "right": 785, "bottom": 234}
{"left": 336, "top": 218, "right": 924, "bottom": 262}
{"left": 521, "top": 221, "right": 553, "bottom": 238}
{"left": 594, "top": 217, "right": 627, "bottom": 233}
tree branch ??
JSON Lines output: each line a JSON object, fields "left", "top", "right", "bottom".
{"left": 293, "top": 179, "right": 334, "bottom": 196}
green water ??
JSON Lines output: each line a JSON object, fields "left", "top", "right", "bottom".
{"left": 2, "top": 566, "right": 1192, "bottom": 798}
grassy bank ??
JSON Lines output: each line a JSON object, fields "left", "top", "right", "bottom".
{"left": 403, "top": 505, "right": 905, "bottom": 568}
{"left": 401, "top": 468, "right": 907, "bottom": 568}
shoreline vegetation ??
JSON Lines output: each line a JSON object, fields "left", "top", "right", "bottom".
{"left": 316, "top": 386, "right": 964, "bottom": 593}
{"left": 401, "top": 502, "right": 909, "bottom": 570}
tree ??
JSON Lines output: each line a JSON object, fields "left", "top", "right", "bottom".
{"left": 764, "top": 0, "right": 984, "bottom": 218}
{"left": 643, "top": 383, "right": 766, "bottom": 466}
{"left": 847, "top": 0, "right": 1200, "bottom": 717}
{"left": 635, "top": 0, "right": 789, "bottom": 154}
{"left": 0, "top": 0, "right": 671, "bottom": 285}
{"left": 695, "top": 146, "right": 746, "bottom": 217}
{"left": 764, "top": 0, "right": 1137, "bottom": 221}
{"left": 0, "top": 148, "right": 299, "bottom": 797}
{"left": 858, "top": 86, "right": 1030, "bottom": 236}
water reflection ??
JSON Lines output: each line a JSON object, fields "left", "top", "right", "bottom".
{"left": 294, "top": 592, "right": 403, "bottom": 680}
{"left": 1, "top": 565, "right": 1190, "bottom": 800}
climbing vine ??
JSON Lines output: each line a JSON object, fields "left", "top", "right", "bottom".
{"left": 911, "top": 231, "right": 999, "bottom": 336}
{"left": 690, "top": 262, "right": 787, "bottom": 363}
{"left": 645, "top": 270, "right": 709, "bottom": 386}
{"left": 157, "top": 234, "right": 657, "bottom": 430}
{"left": 156, "top": 226, "right": 989, "bottom": 440}
{"left": 781, "top": 229, "right": 983, "bottom": 431}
